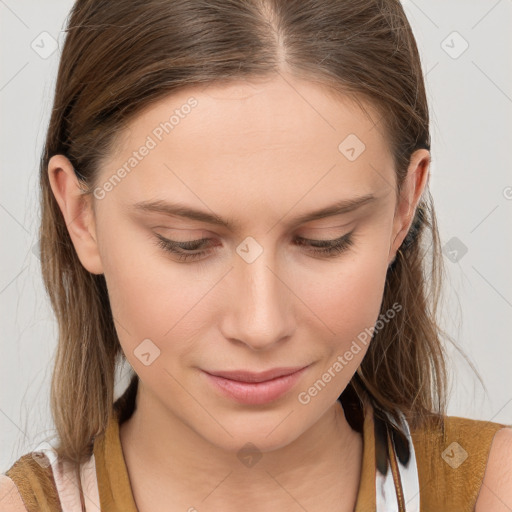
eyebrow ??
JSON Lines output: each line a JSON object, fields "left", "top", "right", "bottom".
{"left": 129, "top": 193, "right": 377, "bottom": 231}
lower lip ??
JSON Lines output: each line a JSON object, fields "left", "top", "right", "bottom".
{"left": 203, "top": 367, "right": 308, "bottom": 405}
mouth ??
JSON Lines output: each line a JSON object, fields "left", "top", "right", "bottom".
{"left": 202, "top": 365, "right": 310, "bottom": 405}
{"left": 204, "top": 366, "right": 309, "bottom": 383}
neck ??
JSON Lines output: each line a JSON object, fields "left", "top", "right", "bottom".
{"left": 119, "top": 387, "right": 363, "bottom": 512}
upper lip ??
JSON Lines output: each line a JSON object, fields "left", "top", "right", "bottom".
{"left": 204, "top": 365, "right": 308, "bottom": 383}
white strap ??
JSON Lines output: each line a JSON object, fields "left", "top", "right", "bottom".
{"left": 33, "top": 443, "right": 101, "bottom": 512}
{"left": 375, "top": 413, "right": 420, "bottom": 511}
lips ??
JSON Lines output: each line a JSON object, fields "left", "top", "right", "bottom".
{"left": 204, "top": 366, "right": 308, "bottom": 383}
{"left": 202, "top": 365, "right": 310, "bottom": 405}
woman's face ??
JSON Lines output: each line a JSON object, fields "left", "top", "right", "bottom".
{"left": 56, "top": 73, "right": 427, "bottom": 452}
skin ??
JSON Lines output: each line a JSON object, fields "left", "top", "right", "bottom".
{"left": 475, "top": 427, "right": 512, "bottom": 510}
{"left": 48, "top": 72, "right": 433, "bottom": 511}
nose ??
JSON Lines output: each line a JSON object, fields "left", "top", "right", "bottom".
{"left": 219, "top": 244, "right": 296, "bottom": 351}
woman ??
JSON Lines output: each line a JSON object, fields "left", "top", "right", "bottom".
{"left": 1, "top": 0, "right": 511, "bottom": 511}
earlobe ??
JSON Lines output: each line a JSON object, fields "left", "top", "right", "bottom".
{"left": 47, "top": 155, "right": 104, "bottom": 275}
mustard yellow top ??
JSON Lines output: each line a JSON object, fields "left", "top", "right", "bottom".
{"left": 1, "top": 399, "right": 508, "bottom": 512}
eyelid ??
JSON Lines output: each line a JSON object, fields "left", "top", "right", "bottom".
{"left": 154, "top": 220, "right": 350, "bottom": 236}
{"left": 155, "top": 233, "right": 212, "bottom": 248}
{"left": 154, "top": 226, "right": 212, "bottom": 236}
{"left": 154, "top": 229, "right": 355, "bottom": 263}
{"left": 296, "top": 229, "right": 355, "bottom": 245}
{"left": 154, "top": 221, "right": 355, "bottom": 241}
{"left": 297, "top": 232, "right": 348, "bottom": 243}
{"left": 298, "top": 223, "right": 353, "bottom": 238}
{"left": 155, "top": 229, "right": 352, "bottom": 246}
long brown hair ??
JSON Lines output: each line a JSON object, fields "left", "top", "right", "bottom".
{"left": 38, "top": 0, "right": 467, "bottom": 474}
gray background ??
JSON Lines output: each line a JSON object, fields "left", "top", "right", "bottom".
{"left": 1, "top": 0, "right": 511, "bottom": 472}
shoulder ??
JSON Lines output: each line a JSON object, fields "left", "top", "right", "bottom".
{"left": 408, "top": 413, "right": 510, "bottom": 510}
{"left": 0, "top": 473, "right": 28, "bottom": 512}
{"left": 475, "top": 425, "right": 512, "bottom": 511}
{"left": 2, "top": 442, "right": 101, "bottom": 512}
{"left": 2, "top": 450, "right": 62, "bottom": 512}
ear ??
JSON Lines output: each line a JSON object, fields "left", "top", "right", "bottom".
{"left": 47, "top": 154, "right": 104, "bottom": 275}
{"left": 388, "top": 149, "right": 430, "bottom": 265}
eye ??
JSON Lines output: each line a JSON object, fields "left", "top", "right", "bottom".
{"left": 153, "top": 234, "right": 215, "bottom": 262}
{"left": 294, "top": 231, "right": 354, "bottom": 256}
{"left": 153, "top": 231, "right": 355, "bottom": 262}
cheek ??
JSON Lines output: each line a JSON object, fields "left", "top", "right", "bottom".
{"left": 97, "top": 224, "right": 205, "bottom": 362}
{"left": 102, "top": 258, "right": 210, "bottom": 392}
{"left": 316, "top": 252, "right": 387, "bottom": 309}
{"left": 103, "top": 258, "right": 206, "bottom": 341}
{"left": 295, "top": 243, "right": 389, "bottom": 354}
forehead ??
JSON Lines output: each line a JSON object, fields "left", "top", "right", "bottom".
{"left": 114, "top": 74, "right": 388, "bottom": 154}
{"left": 98, "top": 74, "right": 395, "bottom": 217}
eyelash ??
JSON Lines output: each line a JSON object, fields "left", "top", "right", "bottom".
{"left": 153, "top": 232, "right": 355, "bottom": 262}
